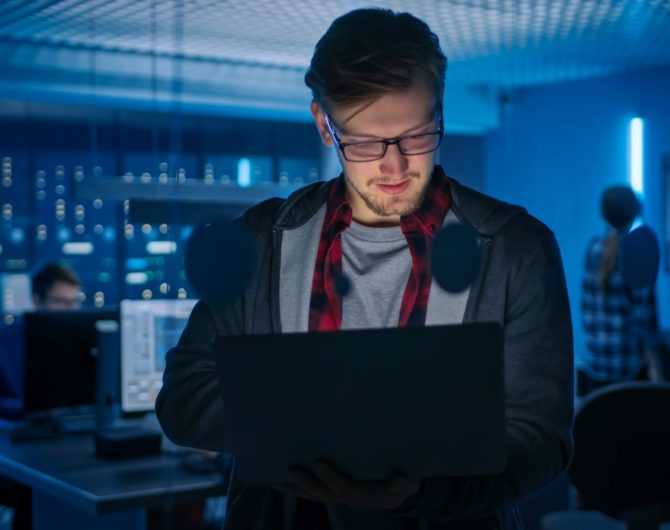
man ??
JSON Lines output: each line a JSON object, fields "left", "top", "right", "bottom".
{"left": 0, "top": 262, "right": 82, "bottom": 530}
{"left": 31, "top": 262, "right": 82, "bottom": 310}
{"left": 1, "top": 262, "right": 82, "bottom": 402}
{"left": 156, "top": 8, "right": 573, "bottom": 530}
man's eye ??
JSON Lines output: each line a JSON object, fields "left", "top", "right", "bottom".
{"left": 353, "top": 143, "right": 379, "bottom": 151}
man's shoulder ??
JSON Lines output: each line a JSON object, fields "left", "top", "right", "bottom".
{"left": 240, "top": 179, "right": 333, "bottom": 234}
{"left": 448, "top": 178, "right": 558, "bottom": 258}
{"left": 449, "top": 178, "right": 532, "bottom": 236}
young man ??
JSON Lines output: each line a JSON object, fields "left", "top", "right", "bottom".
{"left": 0, "top": 262, "right": 82, "bottom": 529}
{"left": 156, "top": 8, "right": 573, "bottom": 530}
{"left": 31, "top": 262, "right": 82, "bottom": 310}
{"left": 1, "top": 262, "right": 82, "bottom": 402}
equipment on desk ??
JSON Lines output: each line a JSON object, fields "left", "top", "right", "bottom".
{"left": 8, "top": 299, "right": 197, "bottom": 452}
{"left": 90, "top": 298, "right": 197, "bottom": 457}
{"left": 95, "top": 424, "right": 163, "bottom": 458}
{"left": 120, "top": 298, "right": 197, "bottom": 415}
{"left": 214, "top": 322, "right": 506, "bottom": 485}
{"left": 92, "top": 318, "right": 162, "bottom": 458}
{"left": 23, "top": 307, "right": 120, "bottom": 414}
{"left": 9, "top": 307, "right": 120, "bottom": 441}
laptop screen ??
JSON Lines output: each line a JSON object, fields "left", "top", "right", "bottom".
{"left": 214, "top": 322, "right": 505, "bottom": 484}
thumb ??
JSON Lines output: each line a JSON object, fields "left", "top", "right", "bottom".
{"left": 388, "top": 476, "right": 415, "bottom": 493}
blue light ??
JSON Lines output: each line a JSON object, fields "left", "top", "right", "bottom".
{"left": 10, "top": 227, "right": 25, "bottom": 244}
{"left": 237, "top": 158, "right": 251, "bottom": 188}
{"left": 57, "top": 226, "right": 71, "bottom": 242}
{"left": 103, "top": 227, "right": 116, "bottom": 242}
{"left": 181, "top": 226, "right": 193, "bottom": 240}
{"left": 126, "top": 258, "right": 149, "bottom": 271}
{"left": 629, "top": 117, "right": 643, "bottom": 195}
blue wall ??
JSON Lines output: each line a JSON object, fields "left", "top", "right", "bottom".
{"left": 485, "top": 64, "right": 670, "bottom": 365}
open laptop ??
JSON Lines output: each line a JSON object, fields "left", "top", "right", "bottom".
{"left": 213, "top": 322, "right": 505, "bottom": 484}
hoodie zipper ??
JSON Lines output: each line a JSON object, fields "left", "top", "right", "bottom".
{"left": 269, "top": 227, "right": 283, "bottom": 333}
{"left": 462, "top": 235, "right": 492, "bottom": 324}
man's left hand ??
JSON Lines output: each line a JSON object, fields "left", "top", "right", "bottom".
{"left": 273, "top": 461, "right": 421, "bottom": 510}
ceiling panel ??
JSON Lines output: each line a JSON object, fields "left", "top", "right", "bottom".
{"left": 0, "top": 0, "right": 669, "bottom": 87}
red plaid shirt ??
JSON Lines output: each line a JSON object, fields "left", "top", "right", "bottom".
{"left": 308, "top": 166, "right": 451, "bottom": 331}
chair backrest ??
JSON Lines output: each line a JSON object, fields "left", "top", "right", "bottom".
{"left": 569, "top": 382, "right": 670, "bottom": 521}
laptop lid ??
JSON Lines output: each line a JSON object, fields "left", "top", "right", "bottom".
{"left": 213, "top": 322, "right": 505, "bottom": 484}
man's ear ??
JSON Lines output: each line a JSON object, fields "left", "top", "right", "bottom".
{"left": 310, "top": 101, "right": 335, "bottom": 147}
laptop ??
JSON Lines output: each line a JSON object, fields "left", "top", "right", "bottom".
{"left": 213, "top": 322, "right": 505, "bottom": 484}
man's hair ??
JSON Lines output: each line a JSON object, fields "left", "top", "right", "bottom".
{"left": 32, "top": 262, "right": 82, "bottom": 300}
{"left": 304, "top": 8, "right": 447, "bottom": 108}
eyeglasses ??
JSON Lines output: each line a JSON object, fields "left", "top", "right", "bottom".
{"left": 323, "top": 105, "right": 444, "bottom": 163}
{"left": 43, "top": 294, "right": 81, "bottom": 310}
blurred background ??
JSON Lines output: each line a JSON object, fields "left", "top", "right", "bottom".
{"left": 1, "top": 1, "right": 670, "bottom": 528}
{"left": 2, "top": 0, "right": 669, "bottom": 362}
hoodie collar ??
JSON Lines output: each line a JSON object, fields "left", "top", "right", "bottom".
{"left": 272, "top": 166, "right": 526, "bottom": 237}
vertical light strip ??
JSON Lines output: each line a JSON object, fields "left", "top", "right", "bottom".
{"left": 237, "top": 158, "right": 251, "bottom": 188}
{"left": 629, "top": 117, "right": 644, "bottom": 195}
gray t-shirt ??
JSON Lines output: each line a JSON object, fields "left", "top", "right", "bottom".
{"left": 341, "top": 220, "right": 411, "bottom": 330}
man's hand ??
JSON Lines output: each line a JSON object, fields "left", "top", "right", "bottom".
{"left": 273, "top": 461, "right": 421, "bottom": 510}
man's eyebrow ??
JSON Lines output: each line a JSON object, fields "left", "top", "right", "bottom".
{"left": 338, "top": 117, "right": 435, "bottom": 140}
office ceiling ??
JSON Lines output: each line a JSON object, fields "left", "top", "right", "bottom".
{"left": 0, "top": 0, "right": 669, "bottom": 128}
{"left": 2, "top": 0, "right": 670, "bottom": 85}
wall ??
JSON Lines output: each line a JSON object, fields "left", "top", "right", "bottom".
{"left": 0, "top": 107, "right": 323, "bottom": 312}
{"left": 0, "top": 102, "right": 486, "bottom": 316}
{"left": 485, "top": 64, "right": 670, "bottom": 365}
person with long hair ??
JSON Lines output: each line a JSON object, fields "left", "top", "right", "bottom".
{"left": 579, "top": 185, "right": 658, "bottom": 396}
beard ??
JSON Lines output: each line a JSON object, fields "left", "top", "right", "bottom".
{"left": 346, "top": 172, "right": 431, "bottom": 218}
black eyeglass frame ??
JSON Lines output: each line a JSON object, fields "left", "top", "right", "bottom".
{"left": 323, "top": 103, "right": 444, "bottom": 163}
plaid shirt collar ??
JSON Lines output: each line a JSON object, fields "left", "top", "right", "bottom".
{"left": 324, "top": 165, "right": 451, "bottom": 236}
{"left": 308, "top": 166, "right": 452, "bottom": 331}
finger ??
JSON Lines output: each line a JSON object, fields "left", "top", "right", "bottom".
{"left": 273, "top": 483, "right": 324, "bottom": 503}
{"left": 337, "top": 476, "right": 419, "bottom": 510}
{"left": 313, "top": 462, "right": 393, "bottom": 507}
{"left": 289, "top": 467, "right": 334, "bottom": 500}
{"left": 387, "top": 476, "right": 421, "bottom": 495}
{"left": 380, "top": 477, "right": 421, "bottom": 509}
{"left": 312, "top": 461, "right": 351, "bottom": 497}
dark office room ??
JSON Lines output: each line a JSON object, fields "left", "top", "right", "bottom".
{"left": 1, "top": 1, "right": 669, "bottom": 530}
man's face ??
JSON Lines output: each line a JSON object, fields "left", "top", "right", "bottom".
{"left": 311, "top": 80, "right": 440, "bottom": 226}
{"left": 34, "top": 280, "right": 81, "bottom": 310}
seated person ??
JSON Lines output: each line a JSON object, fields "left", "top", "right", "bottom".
{"left": 0, "top": 262, "right": 82, "bottom": 404}
{"left": 0, "top": 262, "right": 81, "bottom": 530}
{"left": 32, "top": 262, "right": 82, "bottom": 310}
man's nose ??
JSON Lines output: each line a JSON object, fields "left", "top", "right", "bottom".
{"left": 379, "top": 143, "right": 409, "bottom": 176}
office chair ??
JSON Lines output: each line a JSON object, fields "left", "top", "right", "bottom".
{"left": 542, "top": 382, "right": 670, "bottom": 530}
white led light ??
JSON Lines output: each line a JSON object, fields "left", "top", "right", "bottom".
{"left": 126, "top": 272, "right": 149, "bottom": 285}
{"left": 629, "top": 117, "right": 643, "bottom": 195}
{"left": 237, "top": 158, "right": 251, "bottom": 188}
{"left": 146, "top": 241, "right": 177, "bottom": 254}
{"left": 62, "top": 242, "right": 94, "bottom": 255}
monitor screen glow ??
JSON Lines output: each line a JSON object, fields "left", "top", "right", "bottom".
{"left": 120, "top": 299, "right": 197, "bottom": 414}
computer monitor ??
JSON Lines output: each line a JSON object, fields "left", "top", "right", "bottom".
{"left": 120, "top": 299, "right": 197, "bottom": 414}
{"left": 22, "top": 308, "right": 120, "bottom": 414}
{"left": 0, "top": 273, "right": 33, "bottom": 315}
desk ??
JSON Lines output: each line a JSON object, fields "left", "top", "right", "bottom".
{"left": 0, "top": 430, "right": 226, "bottom": 530}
